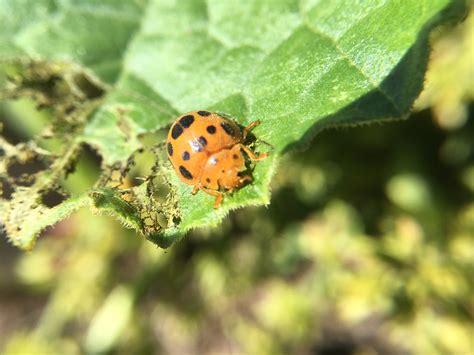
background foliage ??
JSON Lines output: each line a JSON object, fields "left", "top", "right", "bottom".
{"left": 0, "top": 1, "right": 473, "bottom": 355}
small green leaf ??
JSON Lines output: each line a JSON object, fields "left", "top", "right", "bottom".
{"left": 0, "top": 0, "right": 466, "bottom": 249}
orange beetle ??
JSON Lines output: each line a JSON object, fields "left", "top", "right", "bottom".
{"left": 166, "top": 111, "right": 267, "bottom": 208}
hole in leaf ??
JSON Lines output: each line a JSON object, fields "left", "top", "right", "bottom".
{"left": 61, "top": 144, "right": 102, "bottom": 195}
{"left": 0, "top": 177, "right": 14, "bottom": 200}
{"left": 127, "top": 148, "right": 156, "bottom": 187}
{"left": 72, "top": 72, "right": 105, "bottom": 99}
{"left": 148, "top": 175, "right": 171, "bottom": 203}
{"left": 40, "top": 189, "right": 68, "bottom": 208}
{"left": 142, "top": 210, "right": 168, "bottom": 230}
{"left": 0, "top": 98, "right": 52, "bottom": 144}
{"left": 6, "top": 153, "right": 51, "bottom": 187}
{"left": 6, "top": 156, "right": 47, "bottom": 177}
{"left": 156, "top": 213, "right": 168, "bottom": 228}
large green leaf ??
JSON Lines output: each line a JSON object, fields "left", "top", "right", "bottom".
{"left": 0, "top": 0, "right": 465, "bottom": 249}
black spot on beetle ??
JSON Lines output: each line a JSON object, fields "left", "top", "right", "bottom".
{"left": 221, "top": 121, "right": 235, "bottom": 136}
{"left": 171, "top": 124, "right": 183, "bottom": 139}
{"left": 179, "top": 166, "right": 193, "bottom": 180}
{"left": 179, "top": 114, "right": 194, "bottom": 128}
{"left": 167, "top": 142, "right": 173, "bottom": 156}
{"left": 198, "top": 111, "right": 211, "bottom": 116}
{"left": 206, "top": 125, "right": 216, "bottom": 134}
{"left": 182, "top": 151, "right": 190, "bottom": 161}
{"left": 206, "top": 178, "right": 211, "bottom": 183}
{"left": 198, "top": 136, "right": 207, "bottom": 146}
{"left": 233, "top": 154, "right": 238, "bottom": 159}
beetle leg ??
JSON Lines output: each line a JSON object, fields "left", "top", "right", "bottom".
{"left": 242, "top": 120, "right": 261, "bottom": 140}
{"left": 200, "top": 187, "right": 224, "bottom": 208}
{"left": 239, "top": 175, "right": 252, "bottom": 185}
{"left": 239, "top": 143, "right": 267, "bottom": 161}
{"left": 213, "top": 192, "right": 224, "bottom": 208}
{"left": 192, "top": 184, "right": 223, "bottom": 208}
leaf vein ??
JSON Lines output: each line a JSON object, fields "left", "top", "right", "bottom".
{"left": 306, "top": 25, "right": 402, "bottom": 114}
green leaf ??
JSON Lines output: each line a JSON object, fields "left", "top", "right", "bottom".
{"left": 0, "top": 0, "right": 466, "bottom": 249}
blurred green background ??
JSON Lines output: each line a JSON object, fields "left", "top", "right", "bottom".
{"left": 0, "top": 9, "right": 473, "bottom": 355}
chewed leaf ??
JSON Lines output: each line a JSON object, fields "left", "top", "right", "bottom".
{"left": 0, "top": 0, "right": 466, "bottom": 249}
